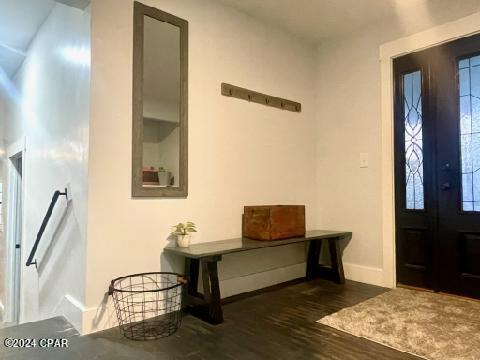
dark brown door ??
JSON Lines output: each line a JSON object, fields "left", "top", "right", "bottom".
{"left": 394, "top": 34, "right": 480, "bottom": 299}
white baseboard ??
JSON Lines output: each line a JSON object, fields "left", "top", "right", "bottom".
{"left": 50, "top": 295, "right": 85, "bottom": 334}
{"left": 343, "top": 262, "right": 384, "bottom": 287}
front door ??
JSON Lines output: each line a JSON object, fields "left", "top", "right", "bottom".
{"left": 394, "top": 34, "right": 480, "bottom": 299}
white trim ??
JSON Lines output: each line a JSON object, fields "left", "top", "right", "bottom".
{"left": 65, "top": 295, "right": 85, "bottom": 312}
{"left": 379, "top": 12, "right": 480, "bottom": 288}
{"left": 53, "top": 295, "right": 85, "bottom": 333}
{"left": 6, "top": 138, "right": 26, "bottom": 164}
{"left": 343, "top": 263, "right": 384, "bottom": 287}
{"left": 4, "top": 138, "right": 26, "bottom": 323}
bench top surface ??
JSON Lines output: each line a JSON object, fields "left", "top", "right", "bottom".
{"left": 164, "top": 230, "right": 351, "bottom": 259}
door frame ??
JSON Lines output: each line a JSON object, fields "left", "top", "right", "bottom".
{"left": 4, "top": 138, "right": 26, "bottom": 323}
{"left": 380, "top": 12, "right": 480, "bottom": 288}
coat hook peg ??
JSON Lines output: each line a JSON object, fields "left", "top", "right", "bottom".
{"left": 247, "top": 94, "right": 251, "bottom": 101}
{"left": 265, "top": 97, "right": 269, "bottom": 105}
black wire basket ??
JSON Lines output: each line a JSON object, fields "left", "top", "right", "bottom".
{"left": 108, "top": 272, "right": 187, "bottom": 340}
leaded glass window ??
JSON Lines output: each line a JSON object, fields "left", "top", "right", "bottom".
{"left": 459, "top": 55, "right": 480, "bottom": 212}
{"left": 403, "top": 70, "right": 425, "bottom": 210}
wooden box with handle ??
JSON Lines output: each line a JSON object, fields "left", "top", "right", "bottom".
{"left": 243, "top": 205, "right": 306, "bottom": 241}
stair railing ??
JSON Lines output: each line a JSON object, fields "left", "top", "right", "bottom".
{"left": 26, "top": 189, "right": 68, "bottom": 267}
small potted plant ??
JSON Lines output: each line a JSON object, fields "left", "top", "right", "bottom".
{"left": 172, "top": 221, "right": 197, "bottom": 247}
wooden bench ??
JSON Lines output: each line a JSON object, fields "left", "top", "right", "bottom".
{"left": 164, "top": 230, "right": 351, "bottom": 324}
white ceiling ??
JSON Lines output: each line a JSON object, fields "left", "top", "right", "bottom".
{"left": 219, "top": 0, "right": 480, "bottom": 43}
{"left": 0, "top": 0, "right": 56, "bottom": 77}
{"left": 2, "top": 0, "right": 480, "bottom": 79}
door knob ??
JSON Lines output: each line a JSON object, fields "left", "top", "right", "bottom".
{"left": 441, "top": 182, "right": 451, "bottom": 190}
{"left": 441, "top": 163, "right": 451, "bottom": 171}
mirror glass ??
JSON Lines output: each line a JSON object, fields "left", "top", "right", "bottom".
{"left": 132, "top": 2, "right": 188, "bottom": 197}
{"left": 142, "top": 16, "right": 180, "bottom": 188}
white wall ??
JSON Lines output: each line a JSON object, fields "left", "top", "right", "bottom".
{"left": 0, "top": 92, "right": 5, "bottom": 318}
{"left": 85, "top": 0, "right": 317, "bottom": 333}
{"left": 4, "top": 3, "right": 90, "bottom": 330}
{"left": 314, "top": 2, "right": 480, "bottom": 283}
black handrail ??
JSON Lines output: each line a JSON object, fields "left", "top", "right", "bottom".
{"left": 26, "top": 189, "right": 68, "bottom": 267}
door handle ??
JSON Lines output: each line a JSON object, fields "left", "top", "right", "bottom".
{"left": 441, "top": 182, "right": 451, "bottom": 190}
{"left": 441, "top": 163, "right": 451, "bottom": 171}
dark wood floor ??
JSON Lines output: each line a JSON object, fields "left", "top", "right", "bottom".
{"left": 1, "top": 279, "right": 420, "bottom": 359}
{"left": 90, "top": 278, "right": 419, "bottom": 360}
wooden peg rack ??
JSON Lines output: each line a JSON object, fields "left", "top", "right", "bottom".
{"left": 221, "top": 83, "right": 301, "bottom": 113}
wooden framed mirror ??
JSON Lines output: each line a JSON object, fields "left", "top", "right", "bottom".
{"left": 132, "top": 2, "right": 188, "bottom": 197}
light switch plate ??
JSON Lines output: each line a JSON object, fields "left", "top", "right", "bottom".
{"left": 360, "top": 153, "right": 369, "bottom": 168}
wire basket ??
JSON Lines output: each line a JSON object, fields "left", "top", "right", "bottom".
{"left": 108, "top": 272, "right": 186, "bottom": 340}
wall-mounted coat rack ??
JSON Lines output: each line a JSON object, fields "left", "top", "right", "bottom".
{"left": 221, "top": 83, "right": 301, "bottom": 113}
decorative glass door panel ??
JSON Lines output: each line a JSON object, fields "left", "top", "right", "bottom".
{"left": 458, "top": 55, "right": 480, "bottom": 212}
{"left": 403, "top": 71, "right": 425, "bottom": 210}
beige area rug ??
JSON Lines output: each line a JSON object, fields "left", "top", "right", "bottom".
{"left": 318, "top": 288, "right": 480, "bottom": 360}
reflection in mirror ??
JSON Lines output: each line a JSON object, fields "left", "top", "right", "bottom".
{"left": 132, "top": 2, "right": 188, "bottom": 197}
{"left": 142, "top": 17, "right": 180, "bottom": 188}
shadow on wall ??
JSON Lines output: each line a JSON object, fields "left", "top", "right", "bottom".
{"left": 89, "top": 234, "right": 179, "bottom": 332}
{"left": 87, "top": 234, "right": 178, "bottom": 333}
{"left": 319, "top": 233, "right": 352, "bottom": 265}
{"left": 160, "top": 234, "right": 183, "bottom": 273}
{"left": 91, "top": 291, "right": 112, "bottom": 331}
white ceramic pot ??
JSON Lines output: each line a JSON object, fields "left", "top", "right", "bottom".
{"left": 177, "top": 234, "right": 191, "bottom": 248}
{"left": 158, "top": 171, "right": 172, "bottom": 186}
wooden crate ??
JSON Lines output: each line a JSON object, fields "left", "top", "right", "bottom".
{"left": 243, "top": 205, "right": 306, "bottom": 241}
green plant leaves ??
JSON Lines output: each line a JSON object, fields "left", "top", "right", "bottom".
{"left": 172, "top": 221, "right": 197, "bottom": 235}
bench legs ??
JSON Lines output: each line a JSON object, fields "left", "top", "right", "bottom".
{"left": 306, "top": 240, "right": 321, "bottom": 280}
{"left": 183, "top": 237, "right": 345, "bottom": 325}
{"left": 203, "top": 260, "right": 223, "bottom": 324}
{"left": 184, "top": 256, "right": 224, "bottom": 325}
{"left": 306, "top": 237, "right": 345, "bottom": 284}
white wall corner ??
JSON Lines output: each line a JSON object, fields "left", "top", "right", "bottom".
{"left": 343, "top": 262, "right": 384, "bottom": 287}
{"left": 54, "top": 295, "right": 85, "bottom": 334}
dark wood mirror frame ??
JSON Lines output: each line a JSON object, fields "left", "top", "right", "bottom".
{"left": 132, "top": 2, "right": 188, "bottom": 198}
